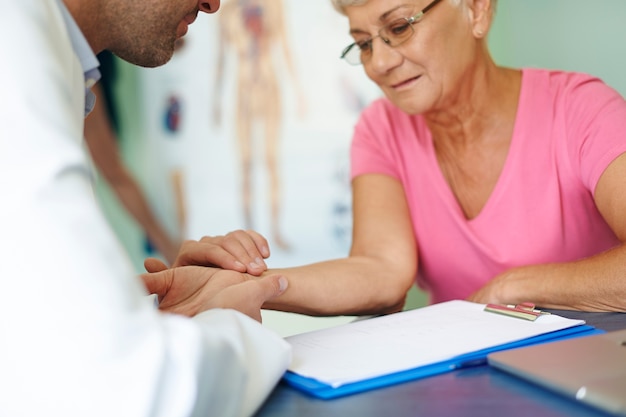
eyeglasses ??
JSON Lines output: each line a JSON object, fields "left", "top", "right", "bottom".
{"left": 340, "top": 0, "right": 443, "bottom": 65}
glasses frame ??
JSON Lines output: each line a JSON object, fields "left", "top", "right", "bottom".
{"left": 340, "top": 0, "right": 444, "bottom": 65}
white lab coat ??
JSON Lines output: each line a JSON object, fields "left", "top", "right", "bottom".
{"left": 0, "top": 1, "right": 291, "bottom": 416}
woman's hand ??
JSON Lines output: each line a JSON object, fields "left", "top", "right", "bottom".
{"left": 467, "top": 266, "right": 533, "bottom": 306}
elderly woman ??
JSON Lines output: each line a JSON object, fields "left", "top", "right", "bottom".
{"left": 144, "top": 0, "right": 626, "bottom": 316}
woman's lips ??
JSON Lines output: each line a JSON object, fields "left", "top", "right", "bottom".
{"left": 392, "top": 75, "right": 421, "bottom": 89}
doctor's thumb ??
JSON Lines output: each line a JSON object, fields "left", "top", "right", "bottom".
{"left": 258, "top": 275, "right": 289, "bottom": 301}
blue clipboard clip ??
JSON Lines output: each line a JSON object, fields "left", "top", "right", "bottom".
{"left": 484, "top": 302, "right": 551, "bottom": 321}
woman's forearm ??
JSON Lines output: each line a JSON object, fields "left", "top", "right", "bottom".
{"left": 470, "top": 243, "right": 626, "bottom": 312}
{"left": 261, "top": 256, "right": 416, "bottom": 316}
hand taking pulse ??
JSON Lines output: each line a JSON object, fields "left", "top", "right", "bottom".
{"left": 144, "top": 230, "right": 271, "bottom": 276}
{"left": 141, "top": 265, "right": 288, "bottom": 322}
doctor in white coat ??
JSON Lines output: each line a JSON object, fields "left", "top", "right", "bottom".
{"left": 0, "top": 1, "right": 291, "bottom": 416}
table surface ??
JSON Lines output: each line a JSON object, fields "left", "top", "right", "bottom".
{"left": 254, "top": 309, "right": 626, "bottom": 417}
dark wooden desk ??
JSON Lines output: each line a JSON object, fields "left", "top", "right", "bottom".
{"left": 255, "top": 309, "right": 626, "bottom": 417}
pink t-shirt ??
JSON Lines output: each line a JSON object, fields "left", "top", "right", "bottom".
{"left": 351, "top": 69, "right": 626, "bottom": 304}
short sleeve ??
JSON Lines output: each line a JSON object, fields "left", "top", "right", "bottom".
{"left": 562, "top": 74, "right": 626, "bottom": 194}
{"left": 350, "top": 99, "right": 404, "bottom": 180}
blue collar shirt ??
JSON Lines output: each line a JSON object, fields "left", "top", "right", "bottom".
{"left": 56, "top": 0, "right": 101, "bottom": 116}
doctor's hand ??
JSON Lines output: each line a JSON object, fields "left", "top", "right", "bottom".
{"left": 144, "top": 230, "right": 270, "bottom": 276}
{"left": 141, "top": 266, "right": 288, "bottom": 322}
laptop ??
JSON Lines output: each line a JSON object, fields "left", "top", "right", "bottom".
{"left": 487, "top": 329, "right": 626, "bottom": 416}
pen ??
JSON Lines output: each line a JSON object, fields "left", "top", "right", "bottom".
{"left": 484, "top": 302, "right": 551, "bottom": 321}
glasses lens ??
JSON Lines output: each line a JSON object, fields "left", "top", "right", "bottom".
{"left": 341, "top": 43, "right": 363, "bottom": 65}
{"left": 381, "top": 18, "right": 415, "bottom": 47}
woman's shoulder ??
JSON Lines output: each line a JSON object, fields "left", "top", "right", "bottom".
{"left": 520, "top": 68, "right": 626, "bottom": 121}
{"left": 522, "top": 68, "right": 618, "bottom": 97}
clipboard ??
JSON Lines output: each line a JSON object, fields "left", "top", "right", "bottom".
{"left": 282, "top": 300, "right": 601, "bottom": 399}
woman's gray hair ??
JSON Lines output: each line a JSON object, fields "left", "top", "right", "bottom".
{"left": 330, "top": 0, "right": 367, "bottom": 14}
{"left": 330, "top": 0, "right": 495, "bottom": 15}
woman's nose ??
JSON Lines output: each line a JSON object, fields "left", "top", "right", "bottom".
{"left": 368, "top": 37, "right": 403, "bottom": 74}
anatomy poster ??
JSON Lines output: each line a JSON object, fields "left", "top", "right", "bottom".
{"left": 136, "top": 0, "right": 380, "bottom": 267}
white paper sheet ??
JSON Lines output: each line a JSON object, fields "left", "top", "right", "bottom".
{"left": 285, "top": 300, "right": 585, "bottom": 387}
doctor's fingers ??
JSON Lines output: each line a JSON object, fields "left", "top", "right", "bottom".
{"left": 144, "top": 257, "right": 169, "bottom": 273}
{"left": 172, "top": 232, "right": 270, "bottom": 274}
{"left": 207, "top": 275, "right": 289, "bottom": 322}
{"left": 148, "top": 267, "right": 253, "bottom": 316}
{"left": 139, "top": 269, "right": 173, "bottom": 298}
{"left": 205, "top": 230, "right": 270, "bottom": 271}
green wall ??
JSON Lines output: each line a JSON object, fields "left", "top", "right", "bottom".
{"left": 93, "top": 59, "right": 147, "bottom": 272}
{"left": 489, "top": 0, "right": 626, "bottom": 96}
